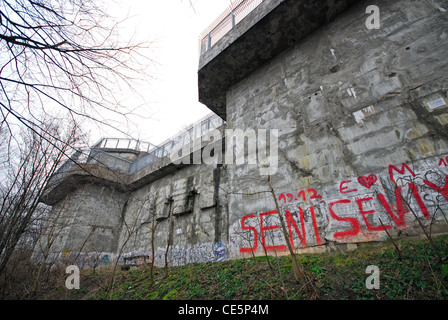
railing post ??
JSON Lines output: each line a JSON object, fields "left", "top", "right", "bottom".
{"left": 200, "top": 0, "right": 264, "bottom": 55}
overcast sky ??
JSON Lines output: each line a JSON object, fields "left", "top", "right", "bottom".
{"left": 96, "top": 0, "right": 231, "bottom": 147}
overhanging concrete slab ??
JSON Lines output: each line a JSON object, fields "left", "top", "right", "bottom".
{"left": 198, "top": 0, "right": 362, "bottom": 120}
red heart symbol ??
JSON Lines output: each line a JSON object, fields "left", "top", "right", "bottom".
{"left": 357, "top": 174, "right": 377, "bottom": 189}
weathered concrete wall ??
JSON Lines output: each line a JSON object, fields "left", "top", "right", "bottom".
{"left": 34, "top": 183, "right": 127, "bottom": 269}
{"left": 116, "top": 161, "right": 230, "bottom": 267}
{"left": 35, "top": 0, "right": 448, "bottom": 269}
{"left": 225, "top": 0, "right": 448, "bottom": 257}
{"left": 198, "top": 0, "right": 362, "bottom": 119}
{"left": 87, "top": 149, "right": 138, "bottom": 174}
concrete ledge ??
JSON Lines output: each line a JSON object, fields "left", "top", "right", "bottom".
{"left": 198, "top": 0, "right": 362, "bottom": 120}
{"left": 42, "top": 127, "right": 227, "bottom": 204}
{"left": 41, "top": 164, "right": 130, "bottom": 205}
{"left": 96, "top": 148, "right": 140, "bottom": 156}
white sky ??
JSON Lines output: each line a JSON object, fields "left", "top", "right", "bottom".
{"left": 95, "top": 0, "right": 231, "bottom": 147}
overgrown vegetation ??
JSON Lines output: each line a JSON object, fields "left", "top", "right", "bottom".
{"left": 6, "top": 234, "right": 446, "bottom": 300}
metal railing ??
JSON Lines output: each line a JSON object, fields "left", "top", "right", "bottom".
{"left": 91, "top": 138, "right": 155, "bottom": 153}
{"left": 51, "top": 113, "right": 226, "bottom": 178}
{"left": 129, "top": 113, "right": 225, "bottom": 173}
{"left": 200, "top": 0, "right": 264, "bottom": 55}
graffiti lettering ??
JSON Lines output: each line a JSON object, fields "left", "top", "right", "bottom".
{"left": 236, "top": 158, "right": 448, "bottom": 253}
{"left": 340, "top": 180, "right": 357, "bottom": 194}
{"left": 240, "top": 214, "right": 258, "bottom": 253}
{"left": 151, "top": 242, "right": 229, "bottom": 267}
{"left": 424, "top": 175, "right": 448, "bottom": 202}
{"left": 423, "top": 193, "right": 447, "bottom": 207}
{"left": 286, "top": 209, "right": 306, "bottom": 248}
{"left": 260, "top": 210, "right": 288, "bottom": 252}
{"left": 62, "top": 252, "right": 113, "bottom": 270}
{"left": 278, "top": 188, "right": 322, "bottom": 203}
{"left": 388, "top": 163, "right": 416, "bottom": 183}
{"left": 310, "top": 206, "right": 323, "bottom": 245}
{"left": 212, "top": 241, "right": 230, "bottom": 261}
{"left": 377, "top": 186, "right": 408, "bottom": 228}
{"left": 357, "top": 197, "right": 390, "bottom": 231}
{"left": 328, "top": 199, "right": 361, "bottom": 239}
{"left": 239, "top": 206, "right": 323, "bottom": 253}
{"left": 409, "top": 183, "right": 430, "bottom": 218}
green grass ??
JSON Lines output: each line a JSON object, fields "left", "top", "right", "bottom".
{"left": 50, "top": 234, "right": 448, "bottom": 300}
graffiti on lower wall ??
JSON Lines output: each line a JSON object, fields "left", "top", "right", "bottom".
{"left": 232, "top": 157, "right": 448, "bottom": 255}
{"left": 117, "top": 241, "right": 230, "bottom": 268}
{"left": 64, "top": 252, "right": 111, "bottom": 269}
{"left": 46, "top": 156, "right": 448, "bottom": 269}
{"left": 42, "top": 251, "right": 115, "bottom": 270}
{"left": 152, "top": 240, "right": 230, "bottom": 267}
{"left": 53, "top": 241, "right": 231, "bottom": 269}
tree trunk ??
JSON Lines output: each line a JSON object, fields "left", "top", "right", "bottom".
{"left": 267, "top": 175, "right": 309, "bottom": 295}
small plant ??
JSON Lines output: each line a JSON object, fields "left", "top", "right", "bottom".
{"left": 163, "top": 289, "right": 178, "bottom": 300}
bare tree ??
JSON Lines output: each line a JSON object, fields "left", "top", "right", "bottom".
{"left": 29, "top": 194, "right": 72, "bottom": 297}
{"left": 384, "top": 174, "right": 443, "bottom": 260}
{"left": 149, "top": 195, "right": 158, "bottom": 286}
{"left": 0, "top": 116, "right": 83, "bottom": 277}
{"left": 267, "top": 175, "right": 311, "bottom": 295}
{"left": 164, "top": 203, "right": 176, "bottom": 278}
{"left": 102, "top": 193, "right": 158, "bottom": 298}
{"left": 0, "top": 0, "right": 151, "bottom": 148}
